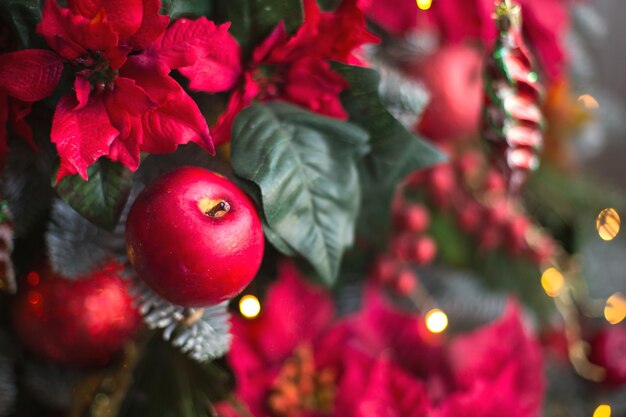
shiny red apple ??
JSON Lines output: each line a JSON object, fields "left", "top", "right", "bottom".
{"left": 405, "top": 44, "right": 484, "bottom": 144}
{"left": 125, "top": 167, "right": 264, "bottom": 307}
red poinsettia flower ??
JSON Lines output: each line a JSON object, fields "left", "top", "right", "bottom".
{"left": 0, "top": 49, "right": 63, "bottom": 160}
{"left": 434, "top": 301, "right": 544, "bottom": 417}
{"left": 224, "top": 261, "right": 337, "bottom": 417}
{"left": 332, "top": 289, "right": 543, "bottom": 417}
{"left": 165, "top": 0, "right": 378, "bottom": 145}
{"left": 33, "top": 0, "right": 237, "bottom": 181}
{"left": 361, "top": 0, "right": 568, "bottom": 82}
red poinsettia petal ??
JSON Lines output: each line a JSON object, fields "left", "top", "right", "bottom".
{"left": 210, "top": 72, "right": 258, "bottom": 146}
{"left": 0, "top": 50, "right": 63, "bottom": 102}
{"left": 148, "top": 17, "right": 241, "bottom": 93}
{"left": 74, "top": 75, "right": 91, "bottom": 110}
{"left": 52, "top": 94, "right": 119, "bottom": 182}
{"left": 121, "top": 55, "right": 214, "bottom": 154}
{"left": 232, "top": 261, "right": 335, "bottom": 365}
{"left": 446, "top": 300, "right": 544, "bottom": 416}
{"left": 125, "top": 0, "right": 170, "bottom": 50}
{"left": 356, "top": 357, "right": 431, "bottom": 417}
{"left": 282, "top": 57, "right": 348, "bottom": 120}
{"left": 68, "top": 0, "right": 143, "bottom": 40}
{"left": 252, "top": 22, "right": 289, "bottom": 64}
{"left": 102, "top": 77, "right": 154, "bottom": 170}
{"left": 268, "top": 0, "right": 377, "bottom": 65}
{"left": 38, "top": 1, "right": 123, "bottom": 67}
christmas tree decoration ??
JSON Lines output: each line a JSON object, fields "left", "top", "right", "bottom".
{"left": 12, "top": 263, "right": 139, "bottom": 367}
{"left": 409, "top": 44, "right": 484, "bottom": 144}
{"left": 0, "top": 0, "right": 625, "bottom": 414}
{"left": 482, "top": 0, "right": 545, "bottom": 193}
{"left": 132, "top": 279, "right": 232, "bottom": 362}
{"left": 126, "top": 167, "right": 264, "bottom": 307}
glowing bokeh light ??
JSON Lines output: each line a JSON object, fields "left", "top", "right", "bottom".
{"left": 239, "top": 295, "right": 261, "bottom": 319}
{"left": 593, "top": 404, "right": 611, "bottom": 417}
{"left": 416, "top": 0, "right": 432, "bottom": 10}
{"left": 604, "top": 293, "right": 626, "bottom": 325}
{"left": 541, "top": 267, "right": 565, "bottom": 297}
{"left": 596, "top": 208, "right": 620, "bottom": 241}
{"left": 578, "top": 94, "right": 599, "bottom": 110}
{"left": 425, "top": 308, "right": 448, "bottom": 333}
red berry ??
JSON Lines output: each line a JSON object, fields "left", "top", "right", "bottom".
{"left": 484, "top": 169, "right": 506, "bottom": 195}
{"left": 426, "top": 164, "right": 456, "bottom": 209}
{"left": 505, "top": 216, "right": 530, "bottom": 254}
{"left": 126, "top": 167, "right": 265, "bottom": 307}
{"left": 372, "top": 256, "right": 400, "bottom": 284}
{"left": 478, "top": 225, "right": 502, "bottom": 251}
{"left": 397, "top": 204, "right": 430, "bottom": 233}
{"left": 456, "top": 201, "right": 483, "bottom": 233}
{"left": 392, "top": 269, "right": 417, "bottom": 295}
{"left": 12, "top": 263, "right": 139, "bottom": 367}
{"left": 411, "top": 236, "right": 437, "bottom": 265}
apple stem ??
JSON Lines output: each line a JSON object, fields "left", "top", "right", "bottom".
{"left": 205, "top": 200, "right": 231, "bottom": 218}
{"left": 181, "top": 308, "right": 205, "bottom": 326}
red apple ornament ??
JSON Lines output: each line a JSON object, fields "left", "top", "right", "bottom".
{"left": 12, "top": 263, "right": 139, "bottom": 367}
{"left": 405, "top": 44, "right": 484, "bottom": 144}
{"left": 125, "top": 167, "right": 264, "bottom": 307}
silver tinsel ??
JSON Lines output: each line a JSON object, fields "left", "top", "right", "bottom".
{"left": 131, "top": 280, "right": 232, "bottom": 362}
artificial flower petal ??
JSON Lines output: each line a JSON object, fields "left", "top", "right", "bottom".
{"left": 52, "top": 94, "right": 119, "bottom": 182}
{"left": 67, "top": 0, "right": 144, "bottom": 39}
{"left": 0, "top": 50, "right": 63, "bottom": 102}
{"left": 125, "top": 0, "right": 170, "bottom": 50}
{"left": 149, "top": 17, "right": 241, "bottom": 92}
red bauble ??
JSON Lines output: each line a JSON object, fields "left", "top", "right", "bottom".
{"left": 12, "top": 263, "right": 139, "bottom": 367}
{"left": 589, "top": 326, "right": 626, "bottom": 386}
{"left": 406, "top": 44, "right": 484, "bottom": 143}
{"left": 125, "top": 167, "right": 264, "bottom": 307}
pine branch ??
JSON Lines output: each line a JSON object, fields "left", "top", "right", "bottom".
{"left": 132, "top": 280, "right": 232, "bottom": 362}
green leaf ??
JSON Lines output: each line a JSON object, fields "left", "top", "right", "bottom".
{"left": 118, "top": 336, "right": 234, "bottom": 417}
{"left": 55, "top": 159, "right": 133, "bottom": 232}
{"left": 161, "top": 0, "right": 213, "bottom": 20}
{"left": 212, "top": 0, "right": 302, "bottom": 58}
{"left": 332, "top": 62, "right": 446, "bottom": 243}
{"left": 231, "top": 102, "right": 369, "bottom": 285}
{"left": 0, "top": 0, "right": 44, "bottom": 49}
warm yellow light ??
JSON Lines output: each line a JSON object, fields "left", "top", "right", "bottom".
{"left": 239, "top": 295, "right": 261, "bottom": 319}
{"left": 593, "top": 404, "right": 611, "bottom": 417}
{"left": 578, "top": 94, "right": 599, "bottom": 110}
{"left": 596, "top": 208, "right": 620, "bottom": 241}
{"left": 425, "top": 308, "right": 448, "bottom": 333}
{"left": 541, "top": 267, "right": 565, "bottom": 297}
{"left": 416, "top": 0, "right": 432, "bottom": 10}
{"left": 604, "top": 293, "right": 626, "bottom": 325}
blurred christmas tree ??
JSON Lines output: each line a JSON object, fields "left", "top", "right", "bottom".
{"left": 0, "top": 0, "right": 625, "bottom": 416}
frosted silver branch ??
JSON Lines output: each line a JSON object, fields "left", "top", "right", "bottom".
{"left": 132, "top": 280, "right": 232, "bottom": 362}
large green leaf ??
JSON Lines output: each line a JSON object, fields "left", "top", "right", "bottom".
{"left": 332, "top": 62, "right": 446, "bottom": 243}
{"left": 55, "top": 159, "right": 133, "bottom": 232}
{"left": 212, "top": 0, "right": 302, "bottom": 58}
{"left": 231, "top": 102, "right": 369, "bottom": 285}
{"left": 0, "top": 0, "right": 44, "bottom": 49}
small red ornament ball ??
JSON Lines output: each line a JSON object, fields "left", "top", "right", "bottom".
{"left": 406, "top": 44, "right": 484, "bottom": 143}
{"left": 125, "top": 167, "right": 264, "bottom": 307}
{"left": 12, "top": 263, "right": 139, "bottom": 367}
